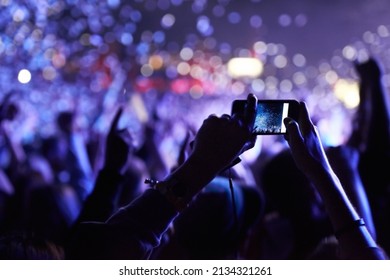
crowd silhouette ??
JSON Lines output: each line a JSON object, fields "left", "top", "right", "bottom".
{"left": 0, "top": 58, "right": 389, "bottom": 260}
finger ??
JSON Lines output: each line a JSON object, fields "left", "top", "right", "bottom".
{"left": 219, "top": 114, "right": 232, "bottom": 125}
{"left": 220, "top": 114, "right": 231, "bottom": 120}
{"left": 242, "top": 93, "right": 257, "bottom": 130}
{"left": 202, "top": 114, "right": 219, "bottom": 125}
{"left": 244, "top": 133, "right": 257, "bottom": 150}
{"left": 283, "top": 117, "right": 303, "bottom": 148}
{"left": 298, "top": 102, "right": 313, "bottom": 136}
{"left": 178, "top": 131, "right": 191, "bottom": 165}
{"left": 110, "top": 106, "right": 123, "bottom": 134}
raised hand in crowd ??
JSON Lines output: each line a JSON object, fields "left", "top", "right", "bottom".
{"left": 284, "top": 101, "right": 388, "bottom": 259}
{"left": 75, "top": 107, "right": 133, "bottom": 223}
{"left": 65, "top": 93, "right": 258, "bottom": 259}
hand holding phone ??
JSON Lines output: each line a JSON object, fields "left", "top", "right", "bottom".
{"left": 232, "top": 99, "right": 300, "bottom": 135}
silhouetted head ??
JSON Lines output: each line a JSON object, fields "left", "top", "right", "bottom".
{"left": 261, "top": 148, "right": 325, "bottom": 221}
{"left": 24, "top": 183, "right": 81, "bottom": 243}
{"left": 40, "top": 136, "right": 69, "bottom": 172}
{"left": 56, "top": 111, "right": 74, "bottom": 134}
{"left": 260, "top": 148, "right": 332, "bottom": 259}
{"left": 1, "top": 102, "right": 19, "bottom": 121}
{"left": 0, "top": 231, "right": 64, "bottom": 260}
{"left": 172, "top": 176, "right": 264, "bottom": 259}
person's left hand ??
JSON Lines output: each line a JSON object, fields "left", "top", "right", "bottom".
{"left": 190, "top": 93, "right": 257, "bottom": 170}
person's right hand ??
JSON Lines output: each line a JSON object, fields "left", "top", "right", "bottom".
{"left": 283, "top": 101, "right": 332, "bottom": 180}
{"left": 104, "top": 107, "right": 133, "bottom": 174}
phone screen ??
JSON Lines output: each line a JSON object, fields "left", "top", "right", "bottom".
{"left": 253, "top": 102, "right": 289, "bottom": 134}
{"left": 232, "top": 99, "right": 299, "bottom": 135}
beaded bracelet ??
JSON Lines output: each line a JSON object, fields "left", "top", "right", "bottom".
{"left": 144, "top": 178, "right": 188, "bottom": 211}
{"left": 335, "top": 218, "right": 366, "bottom": 238}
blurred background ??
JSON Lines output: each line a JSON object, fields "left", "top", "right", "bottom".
{"left": 1, "top": 0, "right": 390, "bottom": 167}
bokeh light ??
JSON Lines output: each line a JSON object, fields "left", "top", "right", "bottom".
{"left": 18, "top": 69, "right": 32, "bottom": 84}
{"left": 227, "top": 57, "right": 264, "bottom": 78}
{"left": 0, "top": 0, "right": 389, "bottom": 156}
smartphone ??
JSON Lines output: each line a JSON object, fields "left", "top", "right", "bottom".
{"left": 231, "top": 99, "right": 300, "bottom": 135}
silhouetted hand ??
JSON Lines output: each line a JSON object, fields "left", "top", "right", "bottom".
{"left": 283, "top": 101, "right": 331, "bottom": 179}
{"left": 190, "top": 93, "right": 257, "bottom": 171}
{"left": 354, "top": 58, "right": 382, "bottom": 82}
{"left": 103, "top": 107, "right": 133, "bottom": 174}
{"left": 283, "top": 102, "right": 387, "bottom": 260}
{"left": 175, "top": 130, "right": 193, "bottom": 169}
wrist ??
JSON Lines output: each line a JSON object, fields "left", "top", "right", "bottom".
{"left": 145, "top": 178, "right": 188, "bottom": 211}
{"left": 145, "top": 154, "right": 223, "bottom": 211}
{"left": 335, "top": 218, "right": 366, "bottom": 238}
{"left": 174, "top": 153, "right": 224, "bottom": 186}
{"left": 186, "top": 151, "right": 233, "bottom": 175}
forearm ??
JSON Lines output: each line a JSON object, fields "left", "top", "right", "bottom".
{"left": 142, "top": 138, "right": 242, "bottom": 213}
{"left": 310, "top": 168, "right": 357, "bottom": 226}
{"left": 309, "top": 168, "right": 384, "bottom": 259}
{"left": 329, "top": 160, "right": 377, "bottom": 240}
{"left": 67, "top": 188, "right": 179, "bottom": 259}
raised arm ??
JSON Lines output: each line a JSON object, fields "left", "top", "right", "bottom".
{"left": 65, "top": 94, "right": 258, "bottom": 259}
{"left": 284, "top": 102, "right": 387, "bottom": 260}
{"left": 75, "top": 107, "right": 132, "bottom": 223}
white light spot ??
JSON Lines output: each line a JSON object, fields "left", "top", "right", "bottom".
{"left": 18, "top": 69, "right": 32, "bottom": 84}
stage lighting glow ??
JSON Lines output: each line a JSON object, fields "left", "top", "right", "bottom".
{"left": 334, "top": 79, "right": 360, "bottom": 109}
{"left": 227, "top": 57, "right": 263, "bottom": 78}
